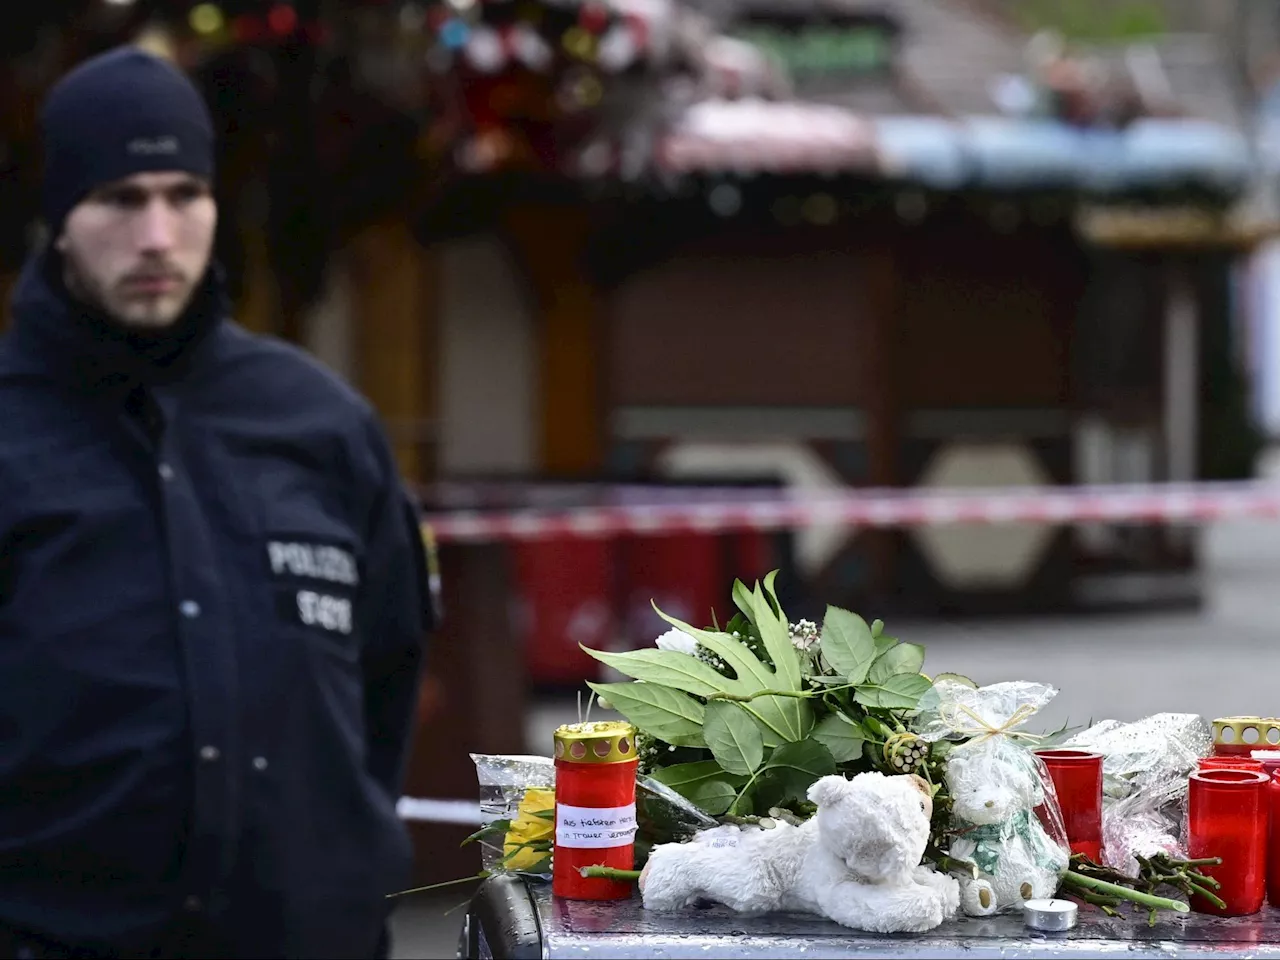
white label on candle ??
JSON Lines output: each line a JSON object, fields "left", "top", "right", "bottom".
{"left": 555, "top": 802, "right": 638, "bottom": 849}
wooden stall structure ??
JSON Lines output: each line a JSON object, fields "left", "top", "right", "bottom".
{"left": 412, "top": 0, "right": 1258, "bottom": 620}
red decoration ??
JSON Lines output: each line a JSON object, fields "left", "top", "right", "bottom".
{"left": 624, "top": 14, "right": 648, "bottom": 49}
{"left": 268, "top": 4, "right": 298, "bottom": 35}
{"left": 579, "top": 2, "right": 610, "bottom": 35}
{"left": 232, "top": 15, "right": 265, "bottom": 43}
{"left": 1187, "top": 769, "right": 1268, "bottom": 916}
{"left": 552, "top": 723, "right": 638, "bottom": 901}
{"left": 427, "top": 4, "right": 452, "bottom": 31}
{"left": 1035, "top": 749, "right": 1103, "bottom": 863}
{"left": 302, "top": 21, "right": 330, "bottom": 44}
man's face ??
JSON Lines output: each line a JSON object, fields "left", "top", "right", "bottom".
{"left": 56, "top": 171, "right": 217, "bottom": 330}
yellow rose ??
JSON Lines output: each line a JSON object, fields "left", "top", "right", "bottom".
{"left": 503, "top": 787, "right": 555, "bottom": 871}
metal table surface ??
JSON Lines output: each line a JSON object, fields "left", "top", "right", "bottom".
{"left": 459, "top": 875, "right": 1280, "bottom": 959}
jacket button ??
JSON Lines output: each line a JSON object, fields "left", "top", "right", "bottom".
{"left": 180, "top": 600, "right": 201, "bottom": 619}
{"left": 183, "top": 895, "right": 203, "bottom": 912}
{"left": 158, "top": 463, "right": 175, "bottom": 481}
{"left": 252, "top": 756, "right": 269, "bottom": 771}
{"left": 199, "top": 745, "right": 221, "bottom": 763}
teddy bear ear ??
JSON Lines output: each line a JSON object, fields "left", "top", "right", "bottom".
{"left": 807, "top": 774, "right": 851, "bottom": 807}
{"left": 905, "top": 774, "right": 931, "bottom": 798}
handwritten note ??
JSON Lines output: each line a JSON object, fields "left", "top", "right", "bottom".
{"left": 555, "top": 802, "right": 638, "bottom": 850}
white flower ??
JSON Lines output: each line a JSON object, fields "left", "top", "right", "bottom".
{"left": 654, "top": 628, "right": 700, "bottom": 656}
{"left": 789, "top": 618, "right": 820, "bottom": 652}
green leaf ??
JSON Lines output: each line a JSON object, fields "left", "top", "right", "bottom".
{"left": 810, "top": 713, "right": 865, "bottom": 762}
{"left": 751, "top": 776, "right": 786, "bottom": 813}
{"left": 580, "top": 645, "right": 733, "bottom": 698}
{"left": 647, "top": 764, "right": 747, "bottom": 818}
{"left": 871, "top": 619, "right": 884, "bottom": 638}
{"left": 461, "top": 819, "right": 511, "bottom": 846}
{"left": 703, "top": 701, "right": 765, "bottom": 775}
{"left": 649, "top": 760, "right": 746, "bottom": 791}
{"left": 761, "top": 740, "right": 837, "bottom": 802}
{"left": 761, "top": 569, "right": 784, "bottom": 619}
{"left": 514, "top": 855, "right": 552, "bottom": 876}
{"left": 655, "top": 606, "right": 772, "bottom": 690}
{"left": 805, "top": 674, "right": 852, "bottom": 686}
{"left": 652, "top": 604, "right": 812, "bottom": 746}
{"left": 728, "top": 784, "right": 757, "bottom": 816}
{"left": 732, "top": 579, "right": 755, "bottom": 622}
{"left": 869, "top": 642, "right": 925, "bottom": 684}
{"left": 819, "top": 606, "right": 876, "bottom": 683}
{"left": 854, "top": 673, "right": 932, "bottom": 710}
{"left": 586, "top": 681, "right": 706, "bottom": 747}
{"left": 750, "top": 581, "right": 803, "bottom": 692}
{"left": 501, "top": 839, "right": 552, "bottom": 864}
{"left": 862, "top": 715, "right": 893, "bottom": 739}
{"left": 874, "top": 634, "right": 899, "bottom": 656}
{"left": 686, "top": 779, "right": 740, "bottom": 815}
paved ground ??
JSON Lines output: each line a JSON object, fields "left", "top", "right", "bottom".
{"left": 388, "top": 462, "right": 1280, "bottom": 957}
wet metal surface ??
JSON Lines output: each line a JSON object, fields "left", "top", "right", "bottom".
{"left": 532, "top": 882, "right": 1280, "bottom": 958}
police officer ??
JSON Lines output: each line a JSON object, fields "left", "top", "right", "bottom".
{"left": 0, "top": 47, "right": 433, "bottom": 958}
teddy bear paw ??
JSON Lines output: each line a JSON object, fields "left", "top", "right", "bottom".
{"left": 961, "top": 878, "right": 998, "bottom": 917}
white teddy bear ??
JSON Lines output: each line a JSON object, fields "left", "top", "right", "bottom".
{"left": 943, "top": 744, "right": 1069, "bottom": 916}
{"left": 639, "top": 771, "right": 960, "bottom": 934}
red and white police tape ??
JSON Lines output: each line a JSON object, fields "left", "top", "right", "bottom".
{"left": 423, "top": 481, "right": 1280, "bottom": 544}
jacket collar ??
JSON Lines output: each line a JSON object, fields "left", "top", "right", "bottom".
{"left": 8, "top": 246, "right": 231, "bottom": 395}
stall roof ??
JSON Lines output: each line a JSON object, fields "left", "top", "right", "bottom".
{"left": 624, "top": 101, "right": 1252, "bottom": 199}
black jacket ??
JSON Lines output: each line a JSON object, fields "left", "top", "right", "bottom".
{"left": 0, "top": 252, "right": 431, "bottom": 958}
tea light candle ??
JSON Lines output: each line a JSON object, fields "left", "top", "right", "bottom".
{"left": 1023, "top": 898, "right": 1079, "bottom": 931}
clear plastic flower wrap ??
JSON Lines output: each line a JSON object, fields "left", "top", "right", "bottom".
{"left": 917, "top": 680, "right": 1071, "bottom": 912}
{"left": 471, "top": 753, "right": 557, "bottom": 877}
{"left": 1061, "top": 713, "right": 1211, "bottom": 877}
{"left": 469, "top": 753, "right": 719, "bottom": 878}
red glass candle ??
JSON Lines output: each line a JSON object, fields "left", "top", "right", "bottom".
{"left": 1187, "top": 769, "right": 1269, "bottom": 916}
{"left": 1035, "top": 749, "right": 1104, "bottom": 863}
{"left": 1200, "top": 756, "right": 1265, "bottom": 773}
{"left": 1267, "top": 771, "right": 1280, "bottom": 909}
{"left": 552, "top": 720, "right": 639, "bottom": 901}
{"left": 1214, "top": 741, "right": 1258, "bottom": 757}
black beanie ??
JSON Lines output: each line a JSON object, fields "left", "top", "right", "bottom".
{"left": 40, "top": 46, "right": 215, "bottom": 234}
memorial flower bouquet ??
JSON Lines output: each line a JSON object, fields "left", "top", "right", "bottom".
{"left": 575, "top": 572, "right": 1220, "bottom": 919}
{"left": 580, "top": 571, "right": 965, "bottom": 864}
